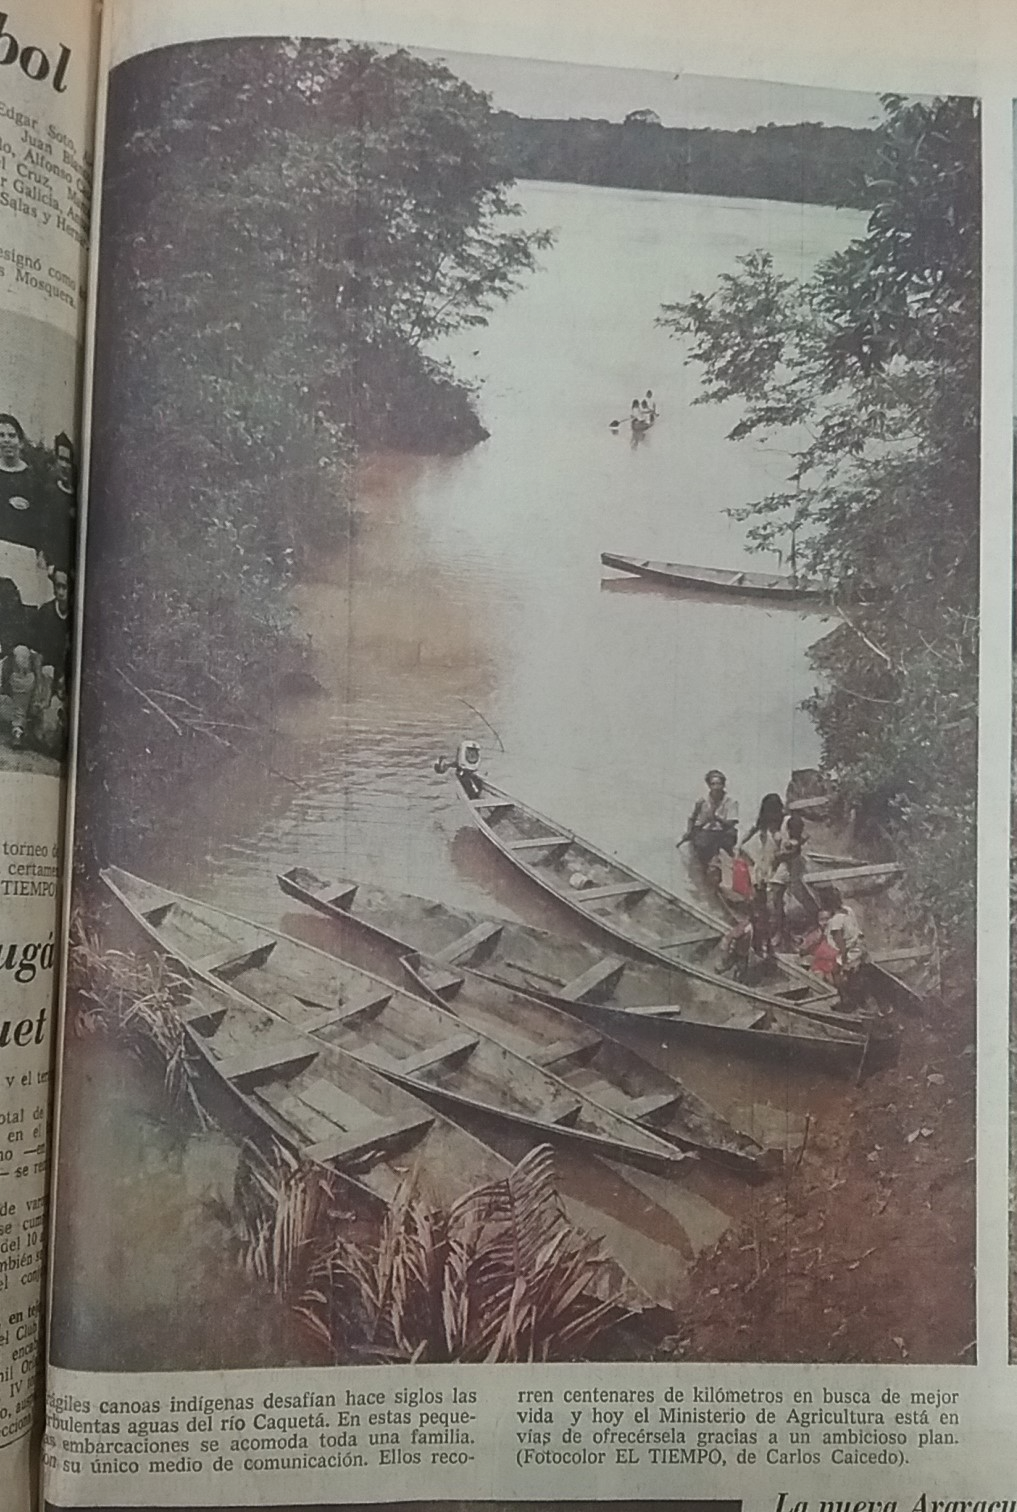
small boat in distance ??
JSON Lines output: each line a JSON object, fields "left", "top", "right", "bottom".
{"left": 601, "top": 552, "right": 824, "bottom": 603}
{"left": 277, "top": 869, "right": 873, "bottom": 1071}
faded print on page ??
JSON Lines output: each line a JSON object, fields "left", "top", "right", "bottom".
{"left": 51, "top": 39, "right": 977, "bottom": 1370}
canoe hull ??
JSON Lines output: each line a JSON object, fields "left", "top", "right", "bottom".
{"left": 452, "top": 776, "right": 852, "bottom": 1026}
{"left": 400, "top": 952, "right": 773, "bottom": 1176}
{"left": 102, "top": 867, "right": 690, "bottom": 1178}
{"left": 277, "top": 868, "right": 875, "bottom": 1073}
{"left": 601, "top": 551, "right": 824, "bottom": 602}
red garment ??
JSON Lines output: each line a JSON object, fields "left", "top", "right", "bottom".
{"left": 810, "top": 939, "right": 840, "bottom": 977}
{"left": 731, "top": 856, "right": 753, "bottom": 898}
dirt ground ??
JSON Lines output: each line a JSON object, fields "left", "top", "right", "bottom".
{"left": 665, "top": 826, "right": 975, "bottom": 1364}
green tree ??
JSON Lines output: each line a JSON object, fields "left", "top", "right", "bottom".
{"left": 79, "top": 39, "right": 552, "bottom": 862}
{"left": 657, "top": 96, "right": 980, "bottom": 942}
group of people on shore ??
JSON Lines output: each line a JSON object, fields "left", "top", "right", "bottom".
{"left": 683, "top": 768, "right": 867, "bottom": 1001}
{"left": 0, "top": 415, "right": 74, "bottom": 756}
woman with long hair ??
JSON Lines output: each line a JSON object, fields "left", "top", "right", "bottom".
{"left": 739, "top": 792, "right": 785, "bottom": 955}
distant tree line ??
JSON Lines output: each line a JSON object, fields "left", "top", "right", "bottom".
{"left": 491, "top": 112, "right": 878, "bottom": 207}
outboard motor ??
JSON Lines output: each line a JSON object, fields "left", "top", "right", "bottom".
{"left": 456, "top": 740, "right": 484, "bottom": 797}
{"left": 456, "top": 740, "right": 481, "bottom": 777}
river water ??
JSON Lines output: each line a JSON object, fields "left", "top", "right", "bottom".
{"left": 59, "top": 181, "right": 868, "bottom": 1365}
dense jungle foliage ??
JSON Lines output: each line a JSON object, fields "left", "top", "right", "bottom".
{"left": 77, "top": 40, "right": 552, "bottom": 858}
{"left": 659, "top": 96, "right": 981, "bottom": 946}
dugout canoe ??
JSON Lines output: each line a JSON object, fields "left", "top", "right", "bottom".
{"left": 401, "top": 954, "right": 774, "bottom": 1174}
{"left": 277, "top": 869, "right": 873, "bottom": 1071}
{"left": 451, "top": 775, "right": 858, "bottom": 1027}
{"left": 102, "top": 867, "right": 691, "bottom": 1177}
{"left": 275, "top": 869, "right": 769, "bottom": 1173}
{"left": 601, "top": 552, "right": 824, "bottom": 602}
{"left": 176, "top": 975, "right": 508, "bottom": 1207}
{"left": 173, "top": 978, "right": 656, "bottom": 1318}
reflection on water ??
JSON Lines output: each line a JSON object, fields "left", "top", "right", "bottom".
{"left": 64, "top": 181, "right": 864, "bottom": 1363}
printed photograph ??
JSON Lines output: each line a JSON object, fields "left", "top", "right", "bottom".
{"left": 0, "top": 311, "right": 76, "bottom": 776}
{"left": 51, "top": 39, "right": 979, "bottom": 1370}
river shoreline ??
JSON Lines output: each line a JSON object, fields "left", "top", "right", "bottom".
{"left": 668, "top": 956, "right": 975, "bottom": 1364}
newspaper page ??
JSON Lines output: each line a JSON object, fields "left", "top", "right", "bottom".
{"left": 43, "top": 1, "right": 1014, "bottom": 1509}
{"left": 0, "top": 1, "right": 98, "bottom": 1508}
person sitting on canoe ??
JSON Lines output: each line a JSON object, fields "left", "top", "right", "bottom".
{"left": 806, "top": 885, "right": 868, "bottom": 1006}
{"left": 682, "top": 769, "right": 739, "bottom": 878}
{"left": 641, "top": 390, "right": 657, "bottom": 422}
{"left": 629, "top": 399, "right": 648, "bottom": 432}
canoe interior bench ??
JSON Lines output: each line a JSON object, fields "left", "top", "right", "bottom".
{"left": 470, "top": 797, "right": 514, "bottom": 819}
{"left": 141, "top": 902, "right": 176, "bottom": 928}
{"left": 546, "top": 1099, "right": 582, "bottom": 1127}
{"left": 322, "top": 884, "right": 359, "bottom": 911}
{"left": 626, "top": 1091, "right": 682, "bottom": 1123}
{"left": 571, "top": 882, "right": 651, "bottom": 904}
{"left": 217, "top": 1038, "right": 319, "bottom": 1084}
{"left": 787, "top": 795, "right": 831, "bottom": 812}
{"left": 305, "top": 1112, "right": 436, "bottom": 1169}
{"left": 621, "top": 1000, "right": 766, "bottom": 1033}
{"left": 414, "top": 965, "right": 467, "bottom": 1000}
{"left": 299, "top": 1077, "right": 381, "bottom": 1128}
{"left": 194, "top": 937, "right": 277, "bottom": 979}
{"left": 804, "top": 862, "right": 902, "bottom": 886}
{"left": 432, "top": 920, "right": 505, "bottom": 966}
{"left": 305, "top": 989, "right": 393, "bottom": 1034}
{"left": 558, "top": 955, "right": 627, "bottom": 1002}
{"left": 531, "top": 1034, "right": 603, "bottom": 1070}
{"left": 178, "top": 994, "right": 228, "bottom": 1028}
{"left": 397, "top": 1032, "right": 480, "bottom": 1077}
{"left": 505, "top": 835, "right": 572, "bottom": 855}
{"left": 870, "top": 947, "right": 931, "bottom": 966}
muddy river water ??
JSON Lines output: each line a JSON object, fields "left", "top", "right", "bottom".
{"left": 57, "top": 181, "right": 868, "bottom": 1366}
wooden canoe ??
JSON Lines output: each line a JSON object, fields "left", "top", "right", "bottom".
{"left": 278, "top": 869, "right": 874, "bottom": 1070}
{"left": 400, "top": 951, "right": 776, "bottom": 1175}
{"left": 176, "top": 974, "right": 507, "bottom": 1209}
{"left": 102, "top": 867, "right": 691, "bottom": 1177}
{"left": 785, "top": 771, "right": 931, "bottom": 1009}
{"left": 451, "top": 776, "right": 859, "bottom": 1026}
{"left": 276, "top": 870, "right": 774, "bottom": 1171}
{"left": 171, "top": 977, "right": 656, "bottom": 1317}
{"left": 601, "top": 552, "right": 824, "bottom": 602}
